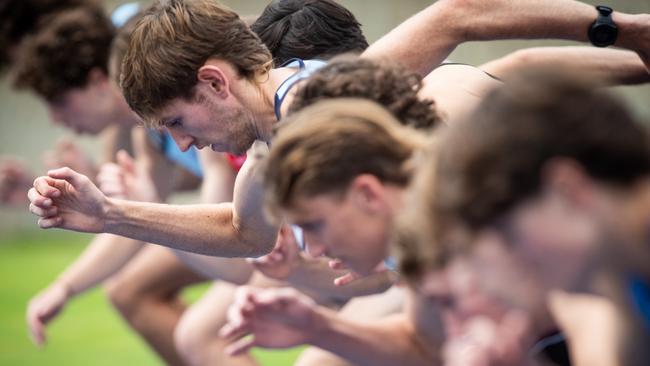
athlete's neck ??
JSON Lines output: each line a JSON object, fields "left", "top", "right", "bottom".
{"left": 238, "top": 67, "right": 298, "bottom": 143}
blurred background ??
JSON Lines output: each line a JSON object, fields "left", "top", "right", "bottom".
{"left": 0, "top": 0, "right": 648, "bottom": 365}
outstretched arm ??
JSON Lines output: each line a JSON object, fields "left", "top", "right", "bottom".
{"left": 28, "top": 141, "right": 278, "bottom": 258}
{"left": 363, "top": 0, "right": 649, "bottom": 76}
{"left": 480, "top": 46, "right": 650, "bottom": 85}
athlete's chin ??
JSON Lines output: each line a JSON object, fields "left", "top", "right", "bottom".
{"left": 211, "top": 138, "right": 253, "bottom": 155}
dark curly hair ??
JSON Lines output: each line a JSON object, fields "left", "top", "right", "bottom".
{"left": 251, "top": 0, "right": 368, "bottom": 65}
{"left": 0, "top": 0, "right": 92, "bottom": 72}
{"left": 289, "top": 55, "right": 442, "bottom": 130}
{"left": 12, "top": 4, "right": 114, "bottom": 101}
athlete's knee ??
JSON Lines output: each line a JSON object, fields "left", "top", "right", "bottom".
{"left": 295, "top": 347, "right": 352, "bottom": 366}
{"left": 104, "top": 275, "right": 147, "bottom": 316}
{"left": 174, "top": 311, "right": 212, "bottom": 365}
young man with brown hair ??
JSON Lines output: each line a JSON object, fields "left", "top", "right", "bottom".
{"left": 12, "top": 7, "right": 116, "bottom": 132}
{"left": 0, "top": 3, "right": 127, "bottom": 208}
{"left": 9, "top": 4, "right": 144, "bottom": 187}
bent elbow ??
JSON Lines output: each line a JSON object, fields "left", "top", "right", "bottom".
{"left": 243, "top": 236, "right": 276, "bottom": 258}
{"left": 231, "top": 223, "right": 277, "bottom": 258}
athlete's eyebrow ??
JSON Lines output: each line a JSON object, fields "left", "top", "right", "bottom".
{"left": 159, "top": 116, "right": 178, "bottom": 127}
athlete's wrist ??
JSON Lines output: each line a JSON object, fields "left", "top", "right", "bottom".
{"left": 51, "top": 279, "right": 74, "bottom": 299}
{"left": 102, "top": 197, "right": 121, "bottom": 234}
{"left": 306, "top": 305, "right": 339, "bottom": 346}
{"left": 613, "top": 13, "right": 650, "bottom": 53}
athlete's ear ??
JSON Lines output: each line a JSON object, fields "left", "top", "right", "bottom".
{"left": 86, "top": 67, "right": 109, "bottom": 85}
{"left": 349, "top": 174, "right": 385, "bottom": 214}
{"left": 542, "top": 157, "right": 595, "bottom": 210}
{"left": 86, "top": 68, "right": 110, "bottom": 97}
{"left": 197, "top": 64, "right": 229, "bottom": 99}
{"left": 86, "top": 68, "right": 111, "bottom": 97}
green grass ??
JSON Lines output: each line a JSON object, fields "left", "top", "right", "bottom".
{"left": 0, "top": 230, "right": 303, "bottom": 365}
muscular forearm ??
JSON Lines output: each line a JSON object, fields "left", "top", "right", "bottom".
{"left": 104, "top": 199, "right": 274, "bottom": 257}
{"left": 310, "top": 310, "right": 439, "bottom": 366}
{"left": 100, "top": 143, "right": 275, "bottom": 257}
{"left": 364, "top": 0, "right": 647, "bottom": 76}
{"left": 55, "top": 234, "right": 145, "bottom": 296}
{"left": 481, "top": 47, "right": 650, "bottom": 85}
{"left": 287, "top": 258, "right": 396, "bottom": 300}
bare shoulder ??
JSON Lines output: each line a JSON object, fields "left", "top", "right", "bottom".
{"left": 424, "top": 64, "right": 499, "bottom": 92}
{"left": 420, "top": 64, "right": 501, "bottom": 122}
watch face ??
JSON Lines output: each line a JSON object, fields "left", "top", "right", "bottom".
{"left": 590, "top": 24, "right": 618, "bottom": 47}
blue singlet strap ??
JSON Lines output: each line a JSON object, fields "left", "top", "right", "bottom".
{"left": 274, "top": 58, "right": 327, "bottom": 120}
{"left": 629, "top": 276, "right": 650, "bottom": 331}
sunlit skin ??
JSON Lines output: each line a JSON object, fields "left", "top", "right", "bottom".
{"left": 282, "top": 175, "right": 404, "bottom": 275}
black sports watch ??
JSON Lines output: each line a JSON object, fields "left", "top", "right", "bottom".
{"left": 588, "top": 5, "right": 618, "bottom": 47}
